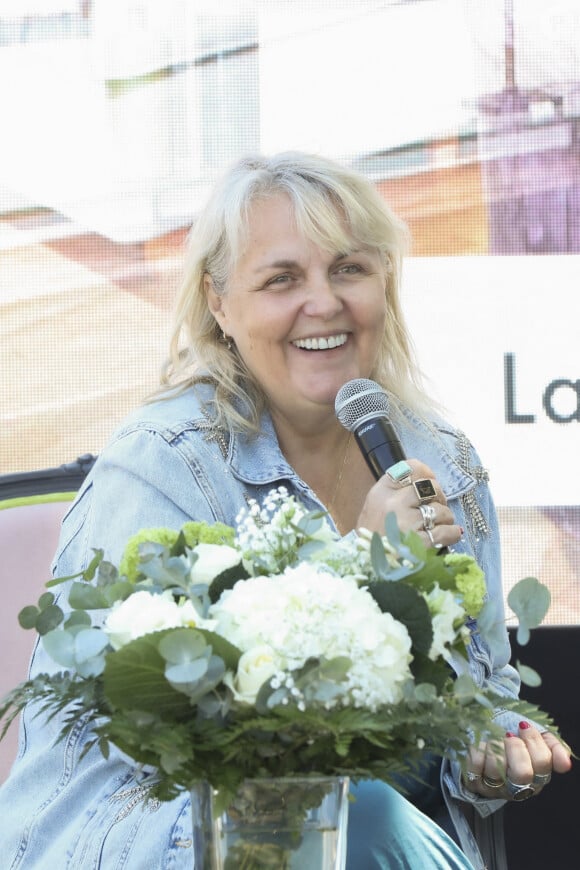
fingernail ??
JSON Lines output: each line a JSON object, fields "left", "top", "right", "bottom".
{"left": 519, "top": 721, "right": 531, "bottom": 730}
{"left": 506, "top": 731, "right": 515, "bottom": 737}
{"left": 459, "top": 526, "right": 464, "bottom": 536}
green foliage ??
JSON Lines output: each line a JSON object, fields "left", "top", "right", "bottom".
{"left": 208, "top": 563, "right": 250, "bottom": 604}
{"left": 508, "top": 576, "right": 552, "bottom": 646}
{"left": 367, "top": 581, "right": 433, "bottom": 656}
{"left": 1, "top": 491, "right": 567, "bottom": 807}
{"left": 18, "top": 591, "right": 64, "bottom": 635}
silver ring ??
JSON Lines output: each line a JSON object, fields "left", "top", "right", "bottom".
{"left": 425, "top": 528, "right": 437, "bottom": 547}
{"left": 386, "top": 460, "right": 413, "bottom": 486}
{"left": 419, "top": 503, "right": 436, "bottom": 531}
{"left": 463, "top": 771, "right": 481, "bottom": 784}
{"left": 532, "top": 772, "right": 552, "bottom": 786}
{"left": 506, "top": 779, "right": 535, "bottom": 801}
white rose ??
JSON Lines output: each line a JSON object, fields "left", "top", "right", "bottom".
{"left": 226, "top": 645, "right": 282, "bottom": 704}
{"left": 189, "top": 544, "right": 241, "bottom": 585}
{"left": 104, "top": 590, "right": 185, "bottom": 650}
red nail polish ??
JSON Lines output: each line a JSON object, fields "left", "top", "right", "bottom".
{"left": 459, "top": 526, "right": 464, "bottom": 536}
{"left": 519, "top": 721, "right": 530, "bottom": 730}
{"left": 506, "top": 731, "right": 515, "bottom": 737}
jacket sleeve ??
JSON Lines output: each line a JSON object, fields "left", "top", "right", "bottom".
{"left": 1, "top": 426, "right": 233, "bottom": 868}
{"left": 53, "top": 423, "right": 233, "bottom": 577}
{"left": 443, "top": 437, "right": 523, "bottom": 818}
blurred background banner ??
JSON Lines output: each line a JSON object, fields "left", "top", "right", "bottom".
{"left": 1, "top": 0, "right": 579, "bottom": 622}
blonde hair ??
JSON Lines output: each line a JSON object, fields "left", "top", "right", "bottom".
{"left": 157, "top": 151, "right": 431, "bottom": 432}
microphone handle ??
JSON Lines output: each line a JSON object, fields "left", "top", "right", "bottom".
{"left": 354, "top": 417, "right": 406, "bottom": 481}
{"left": 354, "top": 416, "right": 449, "bottom": 555}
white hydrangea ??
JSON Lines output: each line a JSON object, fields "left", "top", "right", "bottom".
{"left": 209, "top": 563, "right": 413, "bottom": 710}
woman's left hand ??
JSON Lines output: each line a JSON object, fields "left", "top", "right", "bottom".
{"left": 462, "top": 722, "right": 572, "bottom": 802}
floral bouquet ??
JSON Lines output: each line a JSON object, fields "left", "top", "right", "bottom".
{"left": 0, "top": 489, "right": 555, "bottom": 867}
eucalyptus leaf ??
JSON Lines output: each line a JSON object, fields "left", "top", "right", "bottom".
{"left": 158, "top": 629, "right": 208, "bottom": 665}
{"left": 516, "top": 624, "right": 531, "bottom": 646}
{"left": 68, "top": 582, "right": 108, "bottom": 610}
{"left": 370, "top": 532, "right": 391, "bottom": 580}
{"left": 296, "top": 513, "right": 324, "bottom": 536}
{"left": 38, "top": 592, "right": 55, "bottom": 610}
{"left": 139, "top": 554, "right": 190, "bottom": 587}
{"left": 165, "top": 657, "right": 209, "bottom": 685}
{"left": 508, "top": 577, "right": 551, "bottom": 637}
{"left": 64, "top": 610, "right": 92, "bottom": 630}
{"left": 385, "top": 516, "right": 425, "bottom": 568}
{"left": 517, "top": 661, "right": 542, "bottom": 688}
{"left": 42, "top": 629, "right": 76, "bottom": 667}
{"left": 384, "top": 513, "right": 403, "bottom": 547}
{"left": 95, "top": 560, "right": 119, "bottom": 586}
{"left": 35, "top": 604, "right": 65, "bottom": 635}
{"left": 194, "top": 630, "right": 241, "bottom": 671}
{"left": 74, "top": 628, "right": 109, "bottom": 663}
{"left": 76, "top": 654, "right": 106, "bottom": 678}
{"left": 197, "top": 694, "right": 226, "bottom": 718}
{"left": 18, "top": 605, "right": 39, "bottom": 630}
{"left": 205, "top": 656, "right": 226, "bottom": 684}
{"left": 475, "top": 600, "right": 508, "bottom": 659}
{"left": 296, "top": 540, "right": 327, "bottom": 560}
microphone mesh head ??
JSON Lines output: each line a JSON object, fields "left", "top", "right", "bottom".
{"left": 335, "top": 378, "right": 390, "bottom": 431}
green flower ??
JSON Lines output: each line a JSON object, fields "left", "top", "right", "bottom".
{"left": 444, "top": 553, "right": 486, "bottom": 617}
{"left": 119, "top": 521, "right": 235, "bottom": 581}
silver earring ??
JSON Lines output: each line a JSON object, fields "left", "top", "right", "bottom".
{"left": 222, "top": 330, "right": 232, "bottom": 350}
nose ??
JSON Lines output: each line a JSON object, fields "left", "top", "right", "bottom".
{"left": 302, "top": 271, "right": 344, "bottom": 319}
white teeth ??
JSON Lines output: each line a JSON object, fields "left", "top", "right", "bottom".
{"left": 293, "top": 333, "right": 347, "bottom": 350}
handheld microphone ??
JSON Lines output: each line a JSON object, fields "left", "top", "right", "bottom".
{"left": 334, "top": 378, "right": 405, "bottom": 481}
{"left": 335, "top": 378, "right": 448, "bottom": 554}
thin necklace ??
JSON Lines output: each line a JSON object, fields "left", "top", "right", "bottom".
{"left": 327, "top": 432, "right": 352, "bottom": 532}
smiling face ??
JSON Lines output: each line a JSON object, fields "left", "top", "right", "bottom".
{"left": 205, "top": 193, "right": 388, "bottom": 430}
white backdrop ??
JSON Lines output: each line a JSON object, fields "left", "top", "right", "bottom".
{"left": 403, "top": 254, "right": 580, "bottom": 506}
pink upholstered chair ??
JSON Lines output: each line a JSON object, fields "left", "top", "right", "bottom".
{"left": 0, "top": 456, "right": 96, "bottom": 783}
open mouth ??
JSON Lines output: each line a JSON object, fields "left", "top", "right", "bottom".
{"left": 291, "top": 333, "right": 348, "bottom": 351}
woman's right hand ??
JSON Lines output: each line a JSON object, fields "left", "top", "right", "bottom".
{"left": 356, "top": 459, "right": 463, "bottom": 550}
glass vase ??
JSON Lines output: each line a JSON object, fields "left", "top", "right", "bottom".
{"left": 191, "top": 775, "right": 350, "bottom": 869}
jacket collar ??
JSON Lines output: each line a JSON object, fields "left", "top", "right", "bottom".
{"left": 228, "top": 407, "right": 478, "bottom": 501}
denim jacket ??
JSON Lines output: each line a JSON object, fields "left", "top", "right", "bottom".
{"left": 0, "top": 384, "right": 520, "bottom": 869}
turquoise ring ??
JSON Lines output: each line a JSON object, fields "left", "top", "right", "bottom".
{"left": 386, "top": 460, "right": 413, "bottom": 486}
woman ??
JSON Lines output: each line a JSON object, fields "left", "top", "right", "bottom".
{"left": 0, "top": 152, "right": 570, "bottom": 869}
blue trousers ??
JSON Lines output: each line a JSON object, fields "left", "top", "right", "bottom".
{"left": 347, "top": 780, "right": 474, "bottom": 869}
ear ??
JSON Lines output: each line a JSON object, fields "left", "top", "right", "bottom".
{"left": 204, "top": 273, "right": 227, "bottom": 331}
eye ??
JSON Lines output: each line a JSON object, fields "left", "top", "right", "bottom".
{"left": 264, "top": 273, "right": 293, "bottom": 289}
{"left": 335, "top": 263, "right": 364, "bottom": 275}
